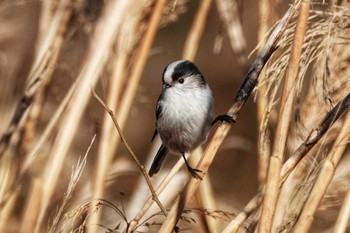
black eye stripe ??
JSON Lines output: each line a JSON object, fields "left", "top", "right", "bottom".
{"left": 171, "top": 61, "right": 201, "bottom": 83}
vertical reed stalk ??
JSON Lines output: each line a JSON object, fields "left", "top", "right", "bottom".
{"left": 259, "top": 2, "right": 309, "bottom": 232}
{"left": 256, "top": 0, "right": 276, "bottom": 187}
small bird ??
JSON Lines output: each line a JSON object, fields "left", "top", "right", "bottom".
{"left": 149, "top": 60, "right": 232, "bottom": 179}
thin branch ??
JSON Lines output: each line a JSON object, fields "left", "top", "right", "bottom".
{"left": 91, "top": 90, "right": 167, "bottom": 217}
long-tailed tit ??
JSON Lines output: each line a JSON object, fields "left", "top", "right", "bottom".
{"left": 149, "top": 60, "right": 233, "bottom": 179}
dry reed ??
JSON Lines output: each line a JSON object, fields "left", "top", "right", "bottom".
{"left": 1, "top": 1, "right": 350, "bottom": 233}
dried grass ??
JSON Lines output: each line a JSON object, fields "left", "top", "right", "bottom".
{"left": 1, "top": 1, "right": 350, "bottom": 233}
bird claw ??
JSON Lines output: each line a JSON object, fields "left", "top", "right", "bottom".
{"left": 212, "top": 114, "right": 235, "bottom": 126}
{"left": 188, "top": 167, "right": 203, "bottom": 180}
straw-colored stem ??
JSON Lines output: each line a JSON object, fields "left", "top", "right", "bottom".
{"left": 0, "top": 78, "right": 76, "bottom": 211}
{"left": 34, "top": 1, "right": 132, "bottom": 231}
{"left": 334, "top": 185, "right": 350, "bottom": 233}
{"left": 256, "top": 0, "right": 275, "bottom": 187}
{"left": 21, "top": 0, "right": 73, "bottom": 166}
{"left": 258, "top": 2, "right": 309, "bottom": 232}
{"left": 292, "top": 112, "right": 350, "bottom": 233}
{"left": 49, "top": 135, "right": 95, "bottom": 233}
{"left": 182, "top": 0, "right": 212, "bottom": 60}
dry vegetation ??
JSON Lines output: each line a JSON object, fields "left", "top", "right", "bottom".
{"left": 0, "top": 0, "right": 350, "bottom": 233}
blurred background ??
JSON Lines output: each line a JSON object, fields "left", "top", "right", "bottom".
{"left": 1, "top": 0, "right": 349, "bottom": 233}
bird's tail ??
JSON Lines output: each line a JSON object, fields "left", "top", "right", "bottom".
{"left": 148, "top": 144, "right": 168, "bottom": 177}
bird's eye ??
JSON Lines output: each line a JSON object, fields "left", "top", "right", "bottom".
{"left": 178, "top": 78, "right": 184, "bottom": 84}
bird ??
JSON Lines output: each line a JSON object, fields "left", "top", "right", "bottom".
{"left": 148, "top": 60, "right": 233, "bottom": 179}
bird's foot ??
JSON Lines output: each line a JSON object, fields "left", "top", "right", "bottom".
{"left": 212, "top": 114, "right": 235, "bottom": 126}
{"left": 187, "top": 166, "right": 203, "bottom": 180}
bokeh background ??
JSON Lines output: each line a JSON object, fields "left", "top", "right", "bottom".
{"left": 1, "top": 0, "right": 350, "bottom": 233}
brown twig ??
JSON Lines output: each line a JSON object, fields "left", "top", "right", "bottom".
{"left": 91, "top": 90, "right": 167, "bottom": 216}
{"left": 158, "top": 4, "right": 295, "bottom": 232}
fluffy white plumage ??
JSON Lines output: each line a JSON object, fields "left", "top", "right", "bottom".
{"left": 149, "top": 60, "right": 214, "bottom": 179}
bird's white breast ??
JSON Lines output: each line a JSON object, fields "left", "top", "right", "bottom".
{"left": 157, "top": 85, "right": 214, "bottom": 153}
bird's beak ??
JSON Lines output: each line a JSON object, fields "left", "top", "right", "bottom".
{"left": 163, "top": 83, "right": 171, "bottom": 89}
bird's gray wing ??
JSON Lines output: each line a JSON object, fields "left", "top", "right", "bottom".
{"left": 148, "top": 144, "right": 168, "bottom": 177}
{"left": 151, "top": 99, "right": 163, "bottom": 141}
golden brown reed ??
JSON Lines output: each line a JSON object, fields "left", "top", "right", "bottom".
{"left": 1, "top": 1, "right": 350, "bottom": 233}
